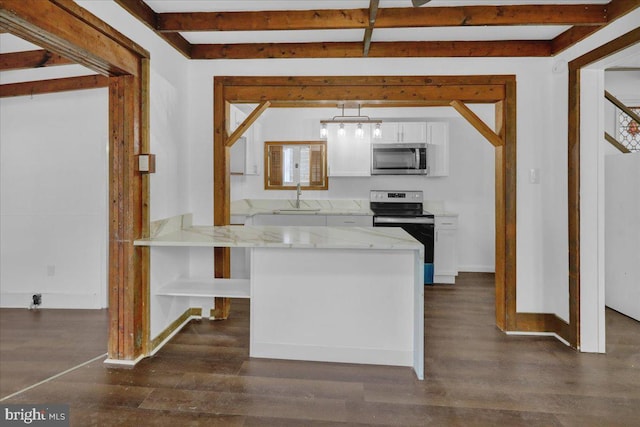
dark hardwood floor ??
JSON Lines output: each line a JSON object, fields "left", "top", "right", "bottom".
{"left": 1, "top": 273, "right": 638, "bottom": 426}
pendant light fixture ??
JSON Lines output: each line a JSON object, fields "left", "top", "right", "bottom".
{"left": 320, "top": 104, "right": 382, "bottom": 139}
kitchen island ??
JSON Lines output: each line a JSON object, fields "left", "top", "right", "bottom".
{"left": 135, "top": 214, "right": 425, "bottom": 379}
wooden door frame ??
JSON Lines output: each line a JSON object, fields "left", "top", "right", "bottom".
{"left": 213, "top": 75, "right": 536, "bottom": 334}
{"left": 567, "top": 27, "right": 640, "bottom": 349}
{"left": 1, "top": 0, "right": 151, "bottom": 363}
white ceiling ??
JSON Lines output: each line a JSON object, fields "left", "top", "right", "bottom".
{"left": 182, "top": 25, "right": 571, "bottom": 45}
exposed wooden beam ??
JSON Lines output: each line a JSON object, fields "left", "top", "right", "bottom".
{"left": 363, "top": 0, "right": 380, "bottom": 57}
{"left": 0, "top": 74, "right": 109, "bottom": 97}
{"left": 267, "top": 100, "right": 455, "bottom": 108}
{"left": 552, "top": 0, "right": 640, "bottom": 55}
{"left": 0, "top": 49, "right": 74, "bottom": 70}
{"left": 605, "top": 0, "right": 640, "bottom": 22}
{"left": 191, "top": 40, "right": 551, "bottom": 60}
{"left": 113, "top": 0, "right": 192, "bottom": 58}
{"left": 224, "top": 84, "right": 505, "bottom": 104}
{"left": 158, "top": 9, "right": 368, "bottom": 32}
{"left": 157, "top": 5, "right": 607, "bottom": 32}
{"left": 50, "top": 0, "right": 148, "bottom": 58}
{"left": 0, "top": 0, "right": 142, "bottom": 76}
{"left": 570, "top": 26, "right": 640, "bottom": 69}
{"left": 376, "top": 4, "right": 607, "bottom": 28}
{"left": 450, "top": 100, "right": 504, "bottom": 147}
{"left": 226, "top": 101, "right": 271, "bottom": 147}
{"left": 551, "top": 26, "right": 602, "bottom": 55}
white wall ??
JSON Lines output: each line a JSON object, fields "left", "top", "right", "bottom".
{"left": 231, "top": 106, "right": 496, "bottom": 272}
{"left": 0, "top": 89, "right": 109, "bottom": 308}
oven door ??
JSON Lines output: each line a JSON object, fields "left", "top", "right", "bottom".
{"left": 373, "top": 216, "right": 434, "bottom": 264}
{"left": 373, "top": 216, "right": 434, "bottom": 284}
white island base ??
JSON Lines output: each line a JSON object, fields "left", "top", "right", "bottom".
{"left": 251, "top": 247, "right": 422, "bottom": 375}
{"left": 135, "top": 220, "right": 424, "bottom": 379}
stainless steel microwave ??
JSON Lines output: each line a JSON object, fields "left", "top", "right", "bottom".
{"left": 371, "top": 143, "right": 428, "bottom": 175}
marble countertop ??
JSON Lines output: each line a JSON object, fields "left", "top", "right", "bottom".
{"left": 134, "top": 224, "right": 423, "bottom": 254}
{"left": 231, "top": 199, "right": 373, "bottom": 216}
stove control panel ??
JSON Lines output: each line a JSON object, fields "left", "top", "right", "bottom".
{"left": 370, "top": 190, "right": 423, "bottom": 203}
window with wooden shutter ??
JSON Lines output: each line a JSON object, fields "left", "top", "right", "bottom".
{"left": 264, "top": 141, "right": 328, "bottom": 190}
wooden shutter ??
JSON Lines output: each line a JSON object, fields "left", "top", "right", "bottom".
{"left": 267, "top": 144, "right": 283, "bottom": 187}
{"left": 309, "top": 144, "right": 324, "bottom": 186}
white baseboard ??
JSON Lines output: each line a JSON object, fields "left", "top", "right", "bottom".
{"left": 103, "top": 354, "right": 145, "bottom": 367}
{"left": 506, "top": 331, "right": 570, "bottom": 347}
{"left": 0, "top": 292, "right": 104, "bottom": 309}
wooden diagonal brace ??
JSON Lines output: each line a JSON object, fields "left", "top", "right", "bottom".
{"left": 450, "top": 100, "right": 504, "bottom": 147}
{"left": 226, "top": 100, "right": 271, "bottom": 147}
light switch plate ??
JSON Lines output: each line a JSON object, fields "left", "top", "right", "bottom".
{"left": 529, "top": 168, "right": 540, "bottom": 184}
{"left": 138, "top": 154, "right": 156, "bottom": 173}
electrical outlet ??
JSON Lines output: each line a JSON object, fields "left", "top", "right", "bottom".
{"left": 30, "top": 293, "right": 42, "bottom": 309}
{"left": 47, "top": 265, "right": 55, "bottom": 276}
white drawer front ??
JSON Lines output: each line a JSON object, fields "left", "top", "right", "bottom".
{"left": 326, "top": 215, "right": 372, "bottom": 227}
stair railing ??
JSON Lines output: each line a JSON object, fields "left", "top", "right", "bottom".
{"left": 604, "top": 90, "right": 639, "bottom": 153}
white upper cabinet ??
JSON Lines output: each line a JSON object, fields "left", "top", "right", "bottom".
{"left": 229, "top": 105, "right": 262, "bottom": 176}
{"left": 378, "top": 121, "right": 427, "bottom": 143}
{"left": 426, "top": 122, "right": 450, "bottom": 177}
{"left": 326, "top": 123, "right": 372, "bottom": 177}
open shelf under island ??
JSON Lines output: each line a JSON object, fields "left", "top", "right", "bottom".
{"left": 134, "top": 214, "right": 425, "bottom": 379}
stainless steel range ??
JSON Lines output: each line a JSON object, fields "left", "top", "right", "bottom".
{"left": 370, "top": 190, "right": 435, "bottom": 284}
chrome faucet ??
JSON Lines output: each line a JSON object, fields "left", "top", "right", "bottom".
{"left": 296, "top": 183, "right": 302, "bottom": 208}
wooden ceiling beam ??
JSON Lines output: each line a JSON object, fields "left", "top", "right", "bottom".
{"left": 0, "top": 74, "right": 109, "bottom": 98}
{"left": 363, "top": 0, "right": 380, "bottom": 57}
{"left": 258, "top": 100, "right": 457, "bottom": 108}
{"left": 376, "top": 4, "right": 607, "bottom": 28}
{"left": 0, "top": 0, "right": 141, "bottom": 76}
{"left": 191, "top": 40, "right": 551, "bottom": 60}
{"left": 551, "top": 26, "right": 602, "bottom": 55}
{"left": 0, "top": 49, "right": 74, "bottom": 71}
{"left": 157, "top": 5, "right": 607, "bottom": 32}
{"left": 223, "top": 84, "right": 505, "bottom": 104}
{"left": 113, "top": 0, "right": 192, "bottom": 58}
{"left": 551, "top": 0, "right": 640, "bottom": 55}
{"left": 158, "top": 9, "right": 368, "bottom": 32}
{"left": 218, "top": 75, "right": 515, "bottom": 86}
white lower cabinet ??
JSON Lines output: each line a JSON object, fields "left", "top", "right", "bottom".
{"left": 326, "top": 215, "right": 372, "bottom": 227}
{"left": 434, "top": 215, "right": 458, "bottom": 284}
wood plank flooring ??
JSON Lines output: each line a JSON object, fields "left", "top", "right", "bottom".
{"left": 1, "top": 273, "right": 638, "bottom": 426}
